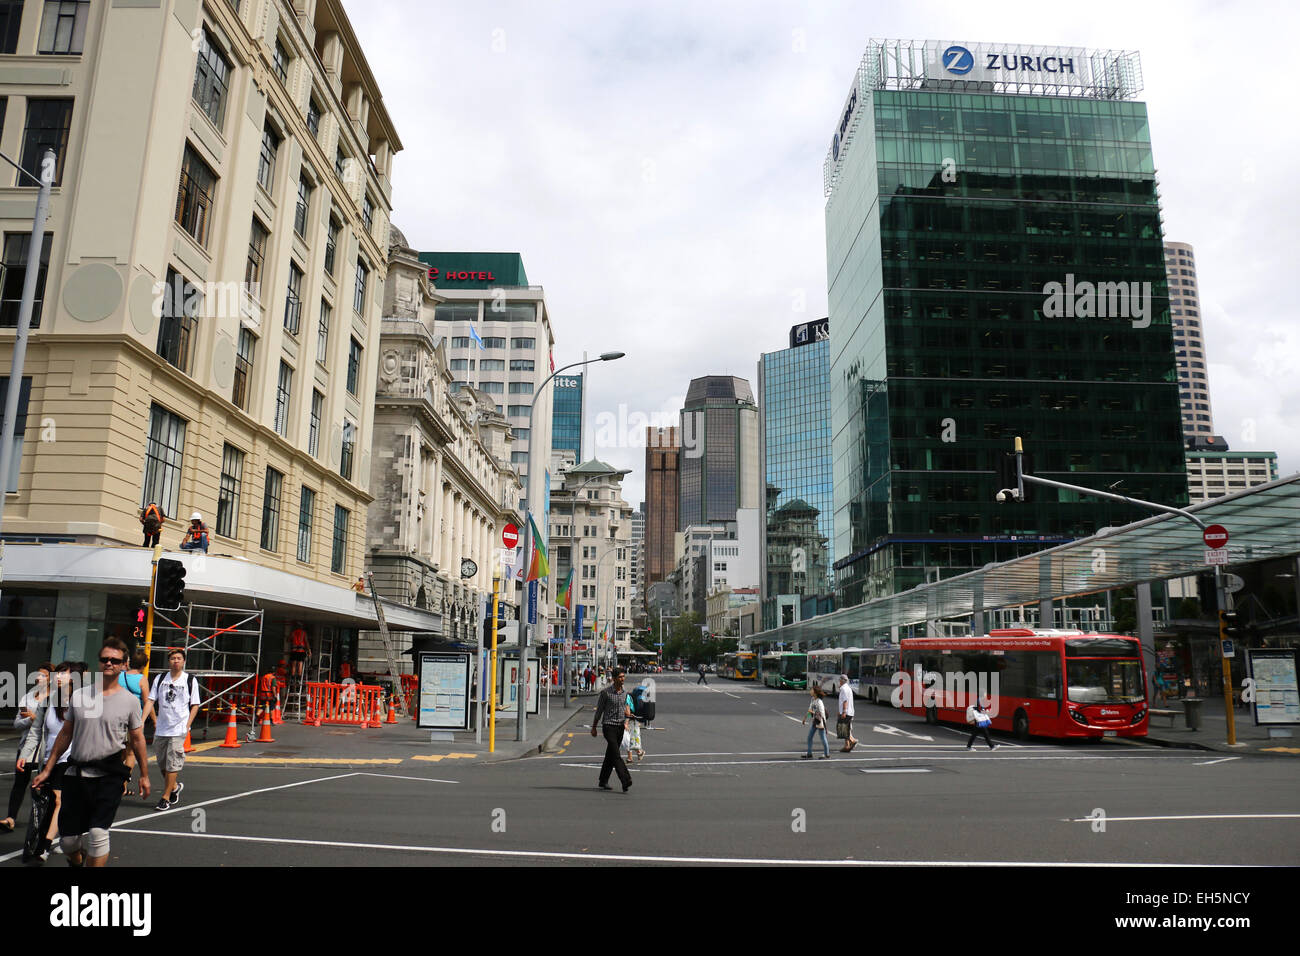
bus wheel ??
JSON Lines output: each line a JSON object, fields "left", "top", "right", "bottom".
{"left": 925, "top": 706, "right": 938, "bottom": 725}
{"left": 1013, "top": 710, "right": 1030, "bottom": 741}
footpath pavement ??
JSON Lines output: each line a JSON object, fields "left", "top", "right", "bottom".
{"left": 1133, "top": 694, "right": 1299, "bottom": 756}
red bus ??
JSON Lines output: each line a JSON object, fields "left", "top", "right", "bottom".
{"left": 897, "top": 629, "right": 1148, "bottom": 740}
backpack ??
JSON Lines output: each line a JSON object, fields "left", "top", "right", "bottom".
{"left": 142, "top": 503, "right": 162, "bottom": 534}
{"left": 631, "top": 685, "right": 655, "bottom": 722}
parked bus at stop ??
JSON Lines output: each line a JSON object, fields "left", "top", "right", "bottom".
{"left": 897, "top": 629, "right": 1148, "bottom": 740}
{"left": 760, "top": 652, "right": 807, "bottom": 689}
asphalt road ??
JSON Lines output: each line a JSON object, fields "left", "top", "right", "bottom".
{"left": 2, "top": 674, "right": 1297, "bottom": 867}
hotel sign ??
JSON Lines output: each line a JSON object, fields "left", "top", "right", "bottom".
{"left": 790, "top": 319, "right": 829, "bottom": 349}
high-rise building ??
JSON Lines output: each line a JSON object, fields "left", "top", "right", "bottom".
{"left": 825, "top": 40, "right": 1187, "bottom": 606}
{"left": 643, "top": 426, "right": 680, "bottom": 600}
{"left": 0, "top": 0, "right": 412, "bottom": 674}
{"left": 552, "top": 372, "right": 584, "bottom": 460}
{"left": 630, "top": 502, "right": 645, "bottom": 619}
{"left": 1164, "top": 242, "right": 1213, "bottom": 442}
{"left": 758, "top": 320, "right": 834, "bottom": 625}
{"left": 678, "top": 376, "right": 760, "bottom": 529}
{"left": 1186, "top": 450, "right": 1278, "bottom": 503}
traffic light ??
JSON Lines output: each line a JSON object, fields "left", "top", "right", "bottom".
{"left": 1220, "top": 610, "right": 1244, "bottom": 642}
{"left": 1196, "top": 573, "right": 1218, "bottom": 614}
{"left": 482, "top": 602, "right": 509, "bottom": 643}
{"left": 155, "top": 557, "right": 186, "bottom": 611}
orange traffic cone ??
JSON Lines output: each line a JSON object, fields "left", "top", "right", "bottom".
{"left": 386, "top": 692, "right": 398, "bottom": 724}
{"left": 255, "top": 704, "right": 275, "bottom": 743}
{"left": 271, "top": 691, "right": 284, "bottom": 725}
{"left": 219, "top": 706, "right": 241, "bottom": 748}
{"left": 366, "top": 693, "right": 381, "bottom": 729}
{"left": 183, "top": 729, "right": 195, "bottom": 753}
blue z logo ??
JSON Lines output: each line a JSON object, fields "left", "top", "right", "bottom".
{"left": 943, "top": 45, "right": 974, "bottom": 75}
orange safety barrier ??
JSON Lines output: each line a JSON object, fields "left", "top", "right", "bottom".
{"left": 301, "top": 682, "right": 382, "bottom": 727}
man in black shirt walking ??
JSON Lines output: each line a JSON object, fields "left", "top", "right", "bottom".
{"left": 591, "top": 668, "right": 632, "bottom": 792}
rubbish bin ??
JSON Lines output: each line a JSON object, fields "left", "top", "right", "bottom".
{"left": 1183, "top": 698, "right": 1203, "bottom": 731}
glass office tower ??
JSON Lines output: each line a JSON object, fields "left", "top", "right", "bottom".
{"left": 758, "top": 323, "right": 834, "bottom": 620}
{"left": 553, "top": 372, "right": 583, "bottom": 459}
{"left": 826, "top": 41, "right": 1187, "bottom": 606}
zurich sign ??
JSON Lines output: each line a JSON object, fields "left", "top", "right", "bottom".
{"left": 943, "top": 45, "right": 974, "bottom": 75}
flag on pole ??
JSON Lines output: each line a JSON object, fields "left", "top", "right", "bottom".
{"left": 556, "top": 569, "right": 573, "bottom": 610}
{"left": 548, "top": 348, "right": 555, "bottom": 373}
{"left": 469, "top": 324, "right": 485, "bottom": 350}
{"left": 526, "top": 513, "right": 549, "bottom": 581}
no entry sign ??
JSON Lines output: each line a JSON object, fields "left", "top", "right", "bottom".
{"left": 502, "top": 523, "right": 519, "bottom": 548}
{"left": 1203, "top": 524, "right": 1229, "bottom": 549}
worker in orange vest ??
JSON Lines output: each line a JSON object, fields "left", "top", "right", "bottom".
{"left": 289, "top": 624, "right": 309, "bottom": 679}
{"left": 140, "top": 502, "right": 165, "bottom": 548}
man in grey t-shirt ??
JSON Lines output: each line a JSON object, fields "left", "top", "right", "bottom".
{"left": 33, "top": 638, "right": 150, "bottom": 867}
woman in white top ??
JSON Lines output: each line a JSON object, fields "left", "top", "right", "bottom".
{"left": 18, "top": 662, "right": 78, "bottom": 860}
{"left": 802, "top": 684, "right": 830, "bottom": 759}
{"left": 1, "top": 663, "right": 50, "bottom": 832}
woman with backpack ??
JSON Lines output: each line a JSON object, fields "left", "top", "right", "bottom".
{"left": 802, "top": 684, "right": 830, "bottom": 759}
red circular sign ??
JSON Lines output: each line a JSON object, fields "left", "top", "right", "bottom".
{"left": 1203, "top": 524, "right": 1229, "bottom": 548}
{"left": 502, "top": 524, "right": 519, "bottom": 548}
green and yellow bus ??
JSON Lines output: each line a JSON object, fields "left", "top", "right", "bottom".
{"left": 761, "top": 652, "right": 807, "bottom": 689}
{"left": 720, "top": 651, "right": 759, "bottom": 680}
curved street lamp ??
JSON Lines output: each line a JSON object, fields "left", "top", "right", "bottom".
{"left": 515, "top": 351, "right": 624, "bottom": 741}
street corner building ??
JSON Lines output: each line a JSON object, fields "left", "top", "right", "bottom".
{"left": 824, "top": 39, "right": 1188, "bottom": 607}
{"left": 0, "top": 0, "right": 440, "bottom": 675}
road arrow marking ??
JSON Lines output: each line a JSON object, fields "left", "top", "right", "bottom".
{"left": 873, "top": 724, "right": 933, "bottom": 742}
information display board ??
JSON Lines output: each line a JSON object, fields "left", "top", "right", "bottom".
{"left": 1248, "top": 648, "right": 1300, "bottom": 726}
{"left": 416, "top": 651, "right": 472, "bottom": 730}
{"left": 496, "top": 657, "right": 540, "bottom": 716}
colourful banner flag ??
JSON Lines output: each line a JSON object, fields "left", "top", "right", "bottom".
{"left": 526, "top": 513, "right": 549, "bottom": 581}
{"left": 556, "top": 569, "right": 574, "bottom": 610}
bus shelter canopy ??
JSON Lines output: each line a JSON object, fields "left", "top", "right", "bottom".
{"left": 749, "top": 474, "right": 1300, "bottom": 647}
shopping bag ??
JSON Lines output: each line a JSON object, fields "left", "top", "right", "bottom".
{"left": 22, "top": 784, "right": 53, "bottom": 864}
{"left": 835, "top": 719, "right": 850, "bottom": 740}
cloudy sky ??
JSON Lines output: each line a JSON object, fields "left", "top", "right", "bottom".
{"left": 344, "top": 0, "right": 1300, "bottom": 506}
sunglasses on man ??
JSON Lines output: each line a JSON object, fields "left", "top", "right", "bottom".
{"left": 99, "top": 656, "right": 125, "bottom": 666}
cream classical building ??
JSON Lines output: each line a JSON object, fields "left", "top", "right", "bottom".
{"left": 365, "top": 228, "right": 524, "bottom": 668}
{"left": 0, "top": 0, "right": 425, "bottom": 676}
{"left": 550, "top": 459, "right": 634, "bottom": 651}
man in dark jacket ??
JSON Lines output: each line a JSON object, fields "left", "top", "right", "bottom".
{"left": 590, "top": 668, "right": 632, "bottom": 792}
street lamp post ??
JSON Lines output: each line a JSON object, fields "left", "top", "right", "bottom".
{"left": 518, "top": 352, "right": 624, "bottom": 741}
{"left": 0, "top": 148, "right": 55, "bottom": 537}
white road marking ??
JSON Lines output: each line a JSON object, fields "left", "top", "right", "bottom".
{"left": 1193, "top": 757, "right": 1241, "bottom": 766}
{"left": 558, "top": 753, "right": 1205, "bottom": 769}
{"left": 103, "top": 827, "right": 1203, "bottom": 866}
{"left": 1068, "top": 813, "right": 1300, "bottom": 824}
{"left": 355, "top": 772, "right": 459, "bottom": 784}
{"left": 874, "top": 724, "right": 934, "bottom": 742}
{"left": 780, "top": 714, "right": 803, "bottom": 723}
{"left": 860, "top": 768, "right": 932, "bottom": 774}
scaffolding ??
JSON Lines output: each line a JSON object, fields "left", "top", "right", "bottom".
{"left": 147, "top": 603, "right": 264, "bottom": 740}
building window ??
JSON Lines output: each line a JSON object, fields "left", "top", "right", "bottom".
{"left": 479, "top": 359, "right": 504, "bottom": 371}
{"left": 294, "top": 176, "right": 312, "bottom": 237}
{"left": 449, "top": 359, "right": 471, "bottom": 371}
{"left": 156, "top": 269, "right": 199, "bottom": 374}
{"left": 480, "top": 381, "right": 503, "bottom": 394}
{"left": 346, "top": 338, "right": 362, "bottom": 395}
{"left": 511, "top": 337, "right": 535, "bottom": 350}
{"left": 257, "top": 124, "right": 280, "bottom": 193}
{"left": 272, "top": 37, "right": 289, "bottom": 85}
{"left": 141, "top": 404, "right": 186, "bottom": 518}
{"left": 274, "top": 361, "right": 292, "bottom": 436}
{"left": 0, "top": 2, "right": 22, "bottom": 53}
{"left": 297, "top": 486, "right": 315, "bottom": 562}
{"left": 316, "top": 300, "right": 331, "bottom": 364}
{"left": 335, "top": 146, "right": 347, "bottom": 179}
{"left": 509, "top": 382, "right": 533, "bottom": 395}
{"left": 331, "top": 504, "right": 349, "bottom": 573}
{"left": 450, "top": 336, "right": 471, "bottom": 349}
{"left": 361, "top": 194, "right": 373, "bottom": 233}
{"left": 245, "top": 218, "right": 268, "bottom": 294}
{"left": 308, "top": 389, "right": 323, "bottom": 457}
{"left": 0, "top": 375, "right": 31, "bottom": 492}
{"left": 324, "top": 218, "right": 339, "bottom": 275}
{"left": 20, "top": 98, "right": 71, "bottom": 186}
{"left": 482, "top": 337, "right": 505, "bottom": 349}
{"left": 340, "top": 419, "right": 355, "bottom": 480}
{"left": 260, "top": 467, "right": 283, "bottom": 551}
{"left": 232, "top": 328, "right": 255, "bottom": 411}
{"left": 513, "top": 427, "right": 530, "bottom": 441}
{"left": 306, "top": 97, "right": 321, "bottom": 138}
{"left": 509, "top": 359, "right": 535, "bottom": 371}
{"left": 38, "top": 1, "right": 88, "bottom": 55}
{"left": 353, "top": 260, "right": 368, "bottom": 314}
{"left": 175, "top": 145, "right": 216, "bottom": 246}
{"left": 216, "top": 443, "right": 244, "bottom": 538}
{"left": 0, "top": 233, "right": 52, "bottom": 328}
{"left": 191, "top": 27, "right": 232, "bottom": 128}
{"left": 508, "top": 405, "right": 528, "bottom": 417}
{"left": 511, "top": 451, "right": 527, "bottom": 465}
{"left": 284, "top": 263, "right": 302, "bottom": 335}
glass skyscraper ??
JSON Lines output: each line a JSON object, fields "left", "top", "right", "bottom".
{"left": 758, "top": 324, "right": 834, "bottom": 620}
{"left": 553, "top": 372, "right": 583, "bottom": 459}
{"left": 826, "top": 41, "right": 1187, "bottom": 606}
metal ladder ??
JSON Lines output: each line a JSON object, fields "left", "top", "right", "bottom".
{"left": 364, "top": 572, "right": 406, "bottom": 710}
{"left": 284, "top": 630, "right": 333, "bottom": 719}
